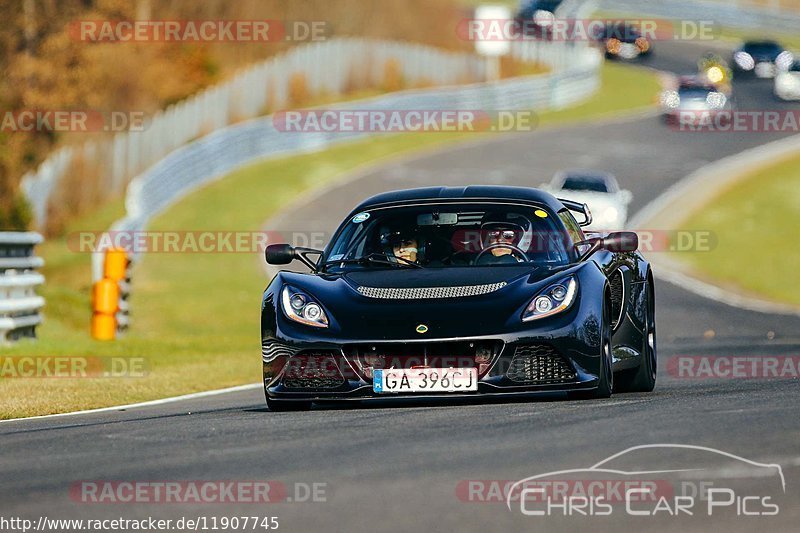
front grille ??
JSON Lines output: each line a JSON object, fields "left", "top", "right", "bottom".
{"left": 345, "top": 341, "right": 502, "bottom": 380}
{"left": 281, "top": 352, "right": 345, "bottom": 389}
{"left": 505, "top": 344, "right": 576, "bottom": 384}
{"left": 356, "top": 282, "right": 506, "bottom": 300}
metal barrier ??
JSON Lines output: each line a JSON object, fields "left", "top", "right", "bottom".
{"left": 87, "top": 40, "right": 600, "bottom": 281}
{"left": 23, "top": 37, "right": 598, "bottom": 231}
{"left": 0, "top": 232, "right": 45, "bottom": 343}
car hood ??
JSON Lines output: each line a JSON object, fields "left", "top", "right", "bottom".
{"left": 277, "top": 265, "right": 579, "bottom": 339}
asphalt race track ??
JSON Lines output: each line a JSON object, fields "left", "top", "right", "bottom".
{"left": 2, "top": 42, "right": 799, "bottom": 532}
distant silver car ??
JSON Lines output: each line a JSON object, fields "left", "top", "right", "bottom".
{"left": 775, "top": 60, "right": 800, "bottom": 101}
{"left": 660, "top": 76, "right": 734, "bottom": 126}
{"left": 542, "top": 170, "right": 632, "bottom": 230}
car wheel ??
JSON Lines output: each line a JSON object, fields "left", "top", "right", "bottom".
{"left": 568, "top": 299, "right": 613, "bottom": 400}
{"left": 616, "top": 276, "right": 657, "bottom": 393}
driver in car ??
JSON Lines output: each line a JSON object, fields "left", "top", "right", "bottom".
{"left": 380, "top": 227, "right": 420, "bottom": 265}
{"left": 475, "top": 218, "right": 527, "bottom": 265}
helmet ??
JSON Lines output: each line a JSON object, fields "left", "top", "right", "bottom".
{"left": 379, "top": 224, "right": 424, "bottom": 262}
{"left": 480, "top": 212, "right": 531, "bottom": 250}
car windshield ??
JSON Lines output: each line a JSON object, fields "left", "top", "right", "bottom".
{"left": 323, "top": 203, "right": 574, "bottom": 271}
{"left": 679, "top": 87, "right": 712, "bottom": 99}
{"left": 743, "top": 41, "right": 781, "bottom": 56}
{"left": 560, "top": 176, "right": 609, "bottom": 193}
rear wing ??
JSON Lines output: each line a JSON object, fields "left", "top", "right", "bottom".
{"left": 559, "top": 198, "right": 593, "bottom": 227}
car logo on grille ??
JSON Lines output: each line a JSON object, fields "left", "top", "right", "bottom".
{"left": 416, "top": 324, "right": 429, "bottom": 334}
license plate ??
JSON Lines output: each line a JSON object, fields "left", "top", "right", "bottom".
{"left": 373, "top": 368, "right": 478, "bottom": 393}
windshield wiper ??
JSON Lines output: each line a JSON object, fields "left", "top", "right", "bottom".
{"left": 323, "top": 253, "right": 423, "bottom": 270}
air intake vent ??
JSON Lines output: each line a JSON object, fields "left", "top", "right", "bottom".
{"left": 262, "top": 339, "right": 299, "bottom": 362}
{"left": 609, "top": 270, "right": 624, "bottom": 329}
{"left": 505, "top": 344, "right": 576, "bottom": 384}
{"left": 356, "top": 282, "right": 506, "bottom": 300}
{"left": 281, "top": 352, "right": 345, "bottom": 389}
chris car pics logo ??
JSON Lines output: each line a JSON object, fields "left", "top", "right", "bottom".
{"left": 505, "top": 444, "right": 785, "bottom": 518}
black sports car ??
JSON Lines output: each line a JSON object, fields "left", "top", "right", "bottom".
{"left": 732, "top": 40, "right": 793, "bottom": 78}
{"left": 261, "top": 186, "right": 656, "bottom": 411}
{"left": 595, "top": 22, "right": 653, "bottom": 61}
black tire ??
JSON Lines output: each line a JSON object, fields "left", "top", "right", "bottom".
{"left": 568, "top": 298, "right": 613, "bottom": 400}
{"left": 266, "top": 396, "right": 312, "bottom": 412}
{"left": 615, "top": 276, "right": 657, "bottom": 393}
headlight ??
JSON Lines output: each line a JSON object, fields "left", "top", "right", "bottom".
{"left": 705, "top": 65, "right": 725, "bottom": 84}
{"left": 281, "top": 285, "right": 329, "bottom": 328}
{"left": 602, "top": 206, "right": 619, "bottom": 222}
{"left": 660, "top": 90, "right": 680, "bottom": 109}
{"left": 706, "top": 91, "right": 727, "bottom": 109}
{"left": 522, "top": 277, "right": 578, "bottom": 322}
{"left": 776, "top": 51, "right": 794, "bottom": 71}
{"left": 533, "top": 9, "right": 555, "bottom": 27}
{"left": 734, "top": 51, "right": 754, "bottom": 70}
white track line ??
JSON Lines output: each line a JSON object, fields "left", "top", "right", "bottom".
{"left": 0, "top": 383, "right": 261, "bottom": 424}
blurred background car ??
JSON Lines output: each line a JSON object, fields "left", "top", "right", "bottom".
{"left": 660, "top": 76, "right": 734, "bottom": 126}
{"left": 542, "top": 170, "right": 632, "bottom": 230}
{"left": 732, "top": 39, "right": 794, "bottom": 78}
{"left": 594, "top": 22, "right": 653, "bottom": 61}
{"left": 774, "top": 59, "right": 800, "bottom": 100}
{"left": 513, "top": 0, "right": 564, "bottom": 40}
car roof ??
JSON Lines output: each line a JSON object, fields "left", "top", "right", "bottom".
{"left": 350, "top": 186, "right": 566, "bottom": 213}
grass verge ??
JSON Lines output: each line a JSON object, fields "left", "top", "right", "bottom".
{"left": 0, "top": 62, "right": 661, "bottom": 419}
{"left": 670, "top": 152, "right": 800, "bottom": 307}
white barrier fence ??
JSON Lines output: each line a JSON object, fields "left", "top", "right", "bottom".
{"left": 0, "top": 233, "right": 45, "bottom": 343}
{"left": 22, "top": 36, "right": 597, "bottom": 231}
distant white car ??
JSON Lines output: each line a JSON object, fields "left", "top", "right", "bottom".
{"left": 543, "top": 170, "right": 632, "bottom": 231}
{"left": 775, "top": 60, "right": 800, "bottom": 101}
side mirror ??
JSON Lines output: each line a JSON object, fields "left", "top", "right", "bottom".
{"left": 265, "top": 244, "right": 295, "bottom": 265}
{"left": 603, "top": 231, "right": 638, "bottom": 252}
{"left": 265, "top": 244, "right": 323, "bottom": 271}
{"left": 577, "top": 231, "right": 638, "bottom": 262}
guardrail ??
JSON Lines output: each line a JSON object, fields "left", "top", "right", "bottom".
{"left": 87, "top": 38, "right": 600, "bottom": 281}
{"left": 0, "top": 232, "right": 45, "bottom": 343}
{"left": 22, "top": 37, "right": 596, "bottom": 232}
{"left": 106, "top": 45, "right": 600, "bottom": 238}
